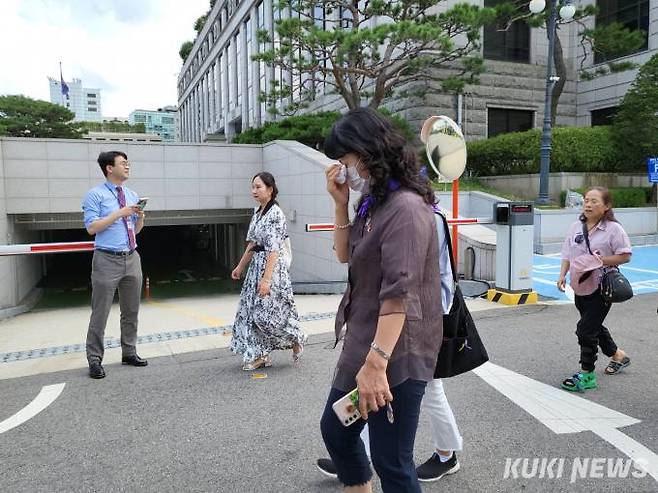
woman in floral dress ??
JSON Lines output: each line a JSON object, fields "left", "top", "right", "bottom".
{"left": 229, "top": 172, "right": 307, "bottom": 370}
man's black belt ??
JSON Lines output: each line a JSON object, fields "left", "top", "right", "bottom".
{"left": 96, "top": 248, "right": 136, "bottom": 257}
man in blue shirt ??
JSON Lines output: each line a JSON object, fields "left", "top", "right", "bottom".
{"left": 82, "top": 151, "right": 147, "bottom": 379}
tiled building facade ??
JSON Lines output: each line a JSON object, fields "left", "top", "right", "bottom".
{"left": 177, "top": 0, "right": 657, "bottom": 142}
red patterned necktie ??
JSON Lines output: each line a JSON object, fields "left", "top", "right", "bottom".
{"left": 116, "top": 186, "right": 136, "bottom": 250}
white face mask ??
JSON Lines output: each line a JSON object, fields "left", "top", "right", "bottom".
{"left": 346, "top": 164, "right": 369, "bottom": 193}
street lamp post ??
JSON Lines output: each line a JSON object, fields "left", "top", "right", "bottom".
{"left": 529, "top": 0, "right": 575, "bottom": 205}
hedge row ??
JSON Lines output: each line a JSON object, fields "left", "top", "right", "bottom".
{"left": 233, "top": 112, "right": 340, "bottom": 149}
{"left": 466, "top": 126, "right": 639, "bottom": 176}
{"left": 232, "top": 109, "right": 416, "bottom": 148}
{"left": 559, "top": 187, "right": 653, "bottom": 208}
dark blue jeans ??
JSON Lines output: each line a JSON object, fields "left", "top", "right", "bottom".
{"left": 320, "top": 379, "right": 427, "bottom": 492}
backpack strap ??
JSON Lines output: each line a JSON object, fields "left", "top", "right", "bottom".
{"left": 437, "top": 211, "right": 458, "bottom": 284}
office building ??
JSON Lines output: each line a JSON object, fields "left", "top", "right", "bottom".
{"left": 48, "top": 77, "right": 102, "bottom": 122}
{"left": 129, "top": 107, "right": 178, "bottom": 142}
{"left": 177, "top": 0, "right": 656, "bottom": 142}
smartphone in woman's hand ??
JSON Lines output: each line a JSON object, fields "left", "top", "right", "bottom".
{"left": 332, "top": 388, "right": 361, "bottom": 426}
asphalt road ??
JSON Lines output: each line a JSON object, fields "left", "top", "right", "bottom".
{"left": 2, "top": 294, "right": 657, "bottom": 493}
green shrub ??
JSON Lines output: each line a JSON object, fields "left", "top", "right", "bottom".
{"left": 233, "top": 125, "right": 265, "bottom": 144}
{"left": 233, "top": 112, "right": 340, "bottom": 149}
{"left": 467, "top": 126, "right": 625, "bottom": 176}
{"left": 232, "top": 109, "right": 416, "bottom": 149}
{"left": 559, "top": 187, "right": 652, "bottom": 208}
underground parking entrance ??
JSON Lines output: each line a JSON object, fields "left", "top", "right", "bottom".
{"left": 12, "top": 209, "right": 252, "bottom": 308}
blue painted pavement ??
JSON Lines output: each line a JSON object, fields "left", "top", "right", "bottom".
{"left": 533, "top": 245, "right": 658, "bottom": 301}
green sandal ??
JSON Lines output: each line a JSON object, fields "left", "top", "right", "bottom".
{"left": 561, "top": 371, "right": 597, "bottom": 392}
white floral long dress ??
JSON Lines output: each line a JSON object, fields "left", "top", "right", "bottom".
{"left": 229, "top": 204, "right": 307, "bottom": 363}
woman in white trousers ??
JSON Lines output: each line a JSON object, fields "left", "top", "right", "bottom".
{"left": 317, "top": 209, "right": 463, "bottom": 482}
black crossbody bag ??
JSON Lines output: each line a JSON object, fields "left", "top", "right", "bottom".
{"left": 434, "top": 213, "right": 489, "bottom": 378}
{"left": 581, "top": 222, "right": 633, "bottom": 304}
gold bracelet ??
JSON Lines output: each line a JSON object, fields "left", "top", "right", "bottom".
{"left": 261, "top": 278, "right": 271, "bottom": 284}
{"left": 334, "top": 222, "right": 351, "bottom": 230}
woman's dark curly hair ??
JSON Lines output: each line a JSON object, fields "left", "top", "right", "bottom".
{"left": 324, "top": 107, "right": 435, "bottom": 209}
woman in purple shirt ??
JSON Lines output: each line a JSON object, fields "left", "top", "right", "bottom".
{"left": 557, "top": 187, "right": 632, "bottom": 392}
{"left": 319, "top": 108, "right": 443, "bottom": 493}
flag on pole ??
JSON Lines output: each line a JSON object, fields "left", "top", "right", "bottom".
{"left": 59, "top": 62, "right": 69, "bottom": 98}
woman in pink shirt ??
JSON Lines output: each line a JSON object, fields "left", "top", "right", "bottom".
{"left": 557, "top": 187, "right": 632, "bottom": 392}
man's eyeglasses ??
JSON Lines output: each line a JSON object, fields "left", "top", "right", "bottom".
{"left": 114, "top": 161, "right": 130, "bottom": 167}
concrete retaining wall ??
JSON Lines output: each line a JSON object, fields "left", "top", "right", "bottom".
{"left": 0, "top": 140, "right": 42, "bottom": 311}
{"left": 535, "top": 207, "right": 658, "bottom": 254}
{"left": 479, "top": 173, "right": 650, "bottom": 202}
{"left": 263, "top": 140, "right": 349, "bottom": 293}
{"left": 0, "top": 138, "right": 262, "bottom": 213}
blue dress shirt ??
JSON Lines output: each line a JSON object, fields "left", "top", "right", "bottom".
{"left": 82, "top": 182, "right": 139, "bottom": 251}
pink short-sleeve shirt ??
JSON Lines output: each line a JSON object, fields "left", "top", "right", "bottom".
{"left": 560, "top": 219, "right": 632, "bottom": 295}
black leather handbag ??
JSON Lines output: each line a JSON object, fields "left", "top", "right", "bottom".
{"left": 599, "top": 267, "right": 633, "bottom": 303}
{"left": 434, "top": 213, "right": 489, "bottom": 378}
{"left": 582, "top": 222, "right": 633, "bottom": 304}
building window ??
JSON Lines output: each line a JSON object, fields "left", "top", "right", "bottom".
{"left": 483, "top": 0, "right": 530, "bottom": 63}
{"left": 292, "top": 9, "right": 302, "bottom": 103}
{"left": 227, "top": 41, "right": 234, "bottom": 110}
{"left": 339, "top": 5, "right": 353, "bottom": 28}
{"left": 87, "top": 93, "right": 96, "bottom": 98}
{"left": 258, "top": 1, "right": 267, "bottom": 118}
{"left": 87, "top": 108, "right": 97, "bottom": 112}
{"left": 246, "top": 18, "right": 254, "bottom": 125}
{"left": 595, "top": 0, "right": 649, "bottom": 63}
{"left": 235, "top": 32, "right": 242, "bottom": 107}
{"left": 273, "top": 8, "right": 284, "bottom": 111}
{"left": 488, "top": 108, "right": 534, "bottom": 137}
{"left": 591, "top": 106, "right": 618, "bottom": 126}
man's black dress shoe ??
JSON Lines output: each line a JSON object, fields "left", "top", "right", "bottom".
{"left": 121, "top": 354, "right": 148, "bottom": 366}
{"left": 89, "top": 362, "right": 106, "bottom": 379}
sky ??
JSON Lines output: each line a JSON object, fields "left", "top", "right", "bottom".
{"left": 0, "top": 0, "right": 209, "bottom": 117}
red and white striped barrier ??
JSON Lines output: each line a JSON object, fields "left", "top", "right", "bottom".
{"left": 0, "top": 241, "right": 95, "bottom": 256}
{"left": 305, "top": 217, "right": 493, "bottom": 232}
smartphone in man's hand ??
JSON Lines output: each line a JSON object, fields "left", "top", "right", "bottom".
{"left": 136, "top": 197, "right": 149, "bottom": 210}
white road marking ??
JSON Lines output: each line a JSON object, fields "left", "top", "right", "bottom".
{"left": 533, "top": 277, "right": 559, "bottom": 286}
{"left": 473, "top": 363, "right": 658, "bottom": 482}
{"left": 0, "top": 383, "right": 65, "bottom": 434}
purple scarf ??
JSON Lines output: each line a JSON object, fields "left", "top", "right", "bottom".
{"left": 357, "top": 179, "right": 401, "bottom": 218}
{"left": 357, "top": 178, "right": 440, "bottom": 217}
